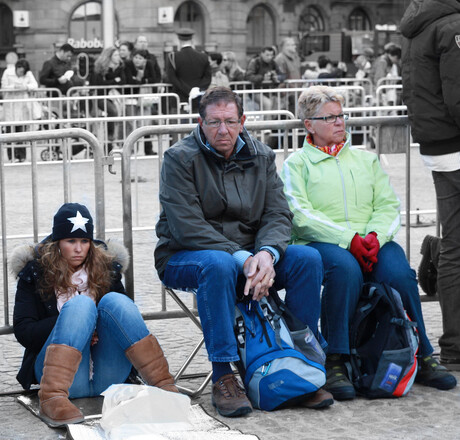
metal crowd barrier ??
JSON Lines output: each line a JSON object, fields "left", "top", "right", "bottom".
{"left": 228, "top": 78, "right": 374, "bottom": 92}
{"left": 375, "top": 84, "right": 403, "bottom": 107}
{"left": 1, "top": 80, "right": 406, "bottom": 159}
{"left": 0, "top": 92, "right": 183, "bottom": 160}
{"left": 376, "top": 76, "right": 402, "bottom": 88}
{"left": 0, "top": 128, "right": 105, "bottom": 335}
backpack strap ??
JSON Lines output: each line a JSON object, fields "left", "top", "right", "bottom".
{"left": 254, "top": 303, "right": 273, "bottom": 348}
{"left": 391, "top": 317, "right": 418, "bottom": 328}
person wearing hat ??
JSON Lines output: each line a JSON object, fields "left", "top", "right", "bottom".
{"left": 12, "top": 203, "right": 178, "bottom": 427}
{"left": 165, "top": 27, "right": 212, "bottom": 112}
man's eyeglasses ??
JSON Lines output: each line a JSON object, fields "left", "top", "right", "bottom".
{"left": 307, "top": 113, "right": 349, "bottom": 124}
{"left": 204, "top": 119, "right": 240, "bottom": 128}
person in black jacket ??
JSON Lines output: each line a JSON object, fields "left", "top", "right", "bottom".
{"left": 39, "top": 43, "right": 84, "bottom": 96}
{"left": 12, "top": 203, "right": 178, "bottom": 428}
{"left": 124, "top": 49, "right": 162, "bottom": 154}
{"left": 401, "top": 0, "right": 460, "bottom": 371}
{"left": 165, "top": 28, "right": 211, "bottom": 112}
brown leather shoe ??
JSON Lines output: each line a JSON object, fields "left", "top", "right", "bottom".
{"left": 300, "top": 388, "right": 334, "bottom": 409}
{"left": 212, "top": 373, "right": 253, "bottom": 417}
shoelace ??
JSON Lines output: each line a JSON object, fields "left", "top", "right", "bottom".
{"left": 422, "top": 356, "right": 441, "bottom": 371}
{"left": 218, "top": 377, "right": 245, "bottom": 397}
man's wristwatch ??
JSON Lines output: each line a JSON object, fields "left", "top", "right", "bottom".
{"left": 262, "top": 249, "right": 276, "bottom": 265}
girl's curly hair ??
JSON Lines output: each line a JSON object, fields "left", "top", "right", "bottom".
{"left": 37, "top": 240, "right": 114, "bottom": 303}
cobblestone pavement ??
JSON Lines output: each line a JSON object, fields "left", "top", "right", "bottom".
{"left": 1, "top": 150, "right": 459, "bottom": 439}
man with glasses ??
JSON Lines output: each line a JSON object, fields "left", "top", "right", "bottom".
{"left": 155, "top": 87, "right": 331, "bottom": 417}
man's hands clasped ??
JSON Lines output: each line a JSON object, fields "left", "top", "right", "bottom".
{"left": 243, "top": 250, "right": 276, "bottom": 301}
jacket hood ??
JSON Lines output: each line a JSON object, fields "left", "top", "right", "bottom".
{"left": 9, "top": 238, "right": 130, "bottom": 277}
{"left": 400, "top": 0, "right": 460, "bottom": 38}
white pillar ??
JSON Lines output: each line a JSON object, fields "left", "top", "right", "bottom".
{"left": 102, "top": 0, "right": 115, "bottom": 48}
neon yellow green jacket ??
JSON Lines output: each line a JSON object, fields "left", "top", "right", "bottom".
{"left": 281, "top": 133, "right": 400, "bottom": 249}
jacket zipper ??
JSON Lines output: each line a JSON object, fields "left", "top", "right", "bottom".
{"left": 335, "top": 156, "right": 351, "bottom": 228}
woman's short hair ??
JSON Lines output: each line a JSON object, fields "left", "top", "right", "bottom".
{"left": 297, "top": 85, "right": 345, "bottom": 121}
{"left": 132, "top": 49, "right": 149, "bottom": 60}
{"left": 15, "top": 59, "right": 30, "bottom": 73}
{"left": 118, "top": 40, "right": 134, "bottom": 52}
{"left": 209, "top": 52, "right": 223, "bottom": 65}
{"left": 222, "top": 51, "right": 236, "bottom": 63}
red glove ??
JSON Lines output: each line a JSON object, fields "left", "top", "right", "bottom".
{"left": 350, "top": 234, "right": 373, "bottom": 272}
{"left": 363, "top": 232, "right": 380, "bottom": 261}
{"left": 350, "top": 234, "right": 378, "bottom": 273}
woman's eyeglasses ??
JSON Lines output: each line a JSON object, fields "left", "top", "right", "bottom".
{"left": 307, "top": 114, "right": 349, "bottom": 123}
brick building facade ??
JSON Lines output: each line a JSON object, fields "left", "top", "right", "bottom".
{"left": 0, "top": 0, "right": 410, "bottom": 79}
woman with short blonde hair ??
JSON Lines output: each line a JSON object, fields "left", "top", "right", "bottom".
{"left": 282, "top": 85, "right": 457, "bottom": 401}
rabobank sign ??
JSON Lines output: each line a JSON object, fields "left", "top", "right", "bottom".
{"left": 67, "top": 37, "right": 104, "bottom": 49}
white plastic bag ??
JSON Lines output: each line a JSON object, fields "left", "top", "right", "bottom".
{"left": 100, "top": 384, "right": 192, "bottom": 440}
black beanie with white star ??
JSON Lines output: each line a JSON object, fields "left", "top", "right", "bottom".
{"left": 52, "top": 203, "right": 94, "bottom": 241}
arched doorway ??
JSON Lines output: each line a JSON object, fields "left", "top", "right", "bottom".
{"left": 174, "top": 1, "right": 205, "bottom": 49}
{"left": 298, "top": 5, "right": 327, "bottom": 59}
{"left": 247, "top": 4, "right": 276, "bottom": 57}
{"left": 0, "top": 3, "right": 15, "bottom": 71}
{"left": 349, "top": 7, "right": 372, "bottom": 31}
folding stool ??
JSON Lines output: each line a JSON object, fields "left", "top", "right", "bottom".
{"left": 163, "top": 286, "right": 213, "bottom": 397}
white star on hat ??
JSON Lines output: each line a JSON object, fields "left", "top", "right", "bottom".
{"left": 67, "top": 210, "right": 89, "bottom": 233}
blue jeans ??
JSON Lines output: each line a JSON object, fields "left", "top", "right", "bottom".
{"left": 163, "top": 245, "right": 324, "bottom": 362}
{"left": 433, "top": 170, "right": 460, "bottom": 359}
{"left": 308, "top": 241, "right": 433, "bottom": 357}
{"left": 34, "top": 292, "right": 149, "bottom": 398}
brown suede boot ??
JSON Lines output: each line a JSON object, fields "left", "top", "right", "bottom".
{"left": 38, "top": 344, "right": 84, "bottom": 427}
{"left": 125, "top": 334, "right": 179, "bottom": 393}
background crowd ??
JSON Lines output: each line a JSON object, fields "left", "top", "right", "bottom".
{"left": 1, "top": 30, "right": 402, "bottom": 161}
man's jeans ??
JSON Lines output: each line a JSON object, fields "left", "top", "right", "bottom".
{"left": 433, "top": 169, "right": 460, "bottom": 359}
{"left": 34, "top": 292, "right": 149, "bottom": 398}
{"left": 163, "top": 245, "right": 323, "bottom": 363}
{"left": 308, "top": 241, "right": 433, "bottom": 357}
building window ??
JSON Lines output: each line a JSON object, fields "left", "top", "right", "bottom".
{"left": 0, "top": 3, "right": 14, "bottom": 51}
{"left": 349, "top": 7, "right": 371, "bottom": 31}
{"left": 299, "top": 6, "right": 325, "bottom": 33}
{"left": 69, "top": 1, "right": 104, "bottom": 48}
{"left": 247, "top": 4, "right": 276, "bottom": 54}
{"left": 174, "top": 1, "right": 205, "bottom": 47}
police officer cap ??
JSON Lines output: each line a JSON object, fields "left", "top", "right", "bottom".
{"left": 176, "top": 28, "right": 195, "bottom": 41}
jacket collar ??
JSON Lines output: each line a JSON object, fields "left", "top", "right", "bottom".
{"left": 301, "top": 132, "right": 352, "bottom": 164}
{"left": 193, "top": 124, "right": 258, "bottom": 161}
